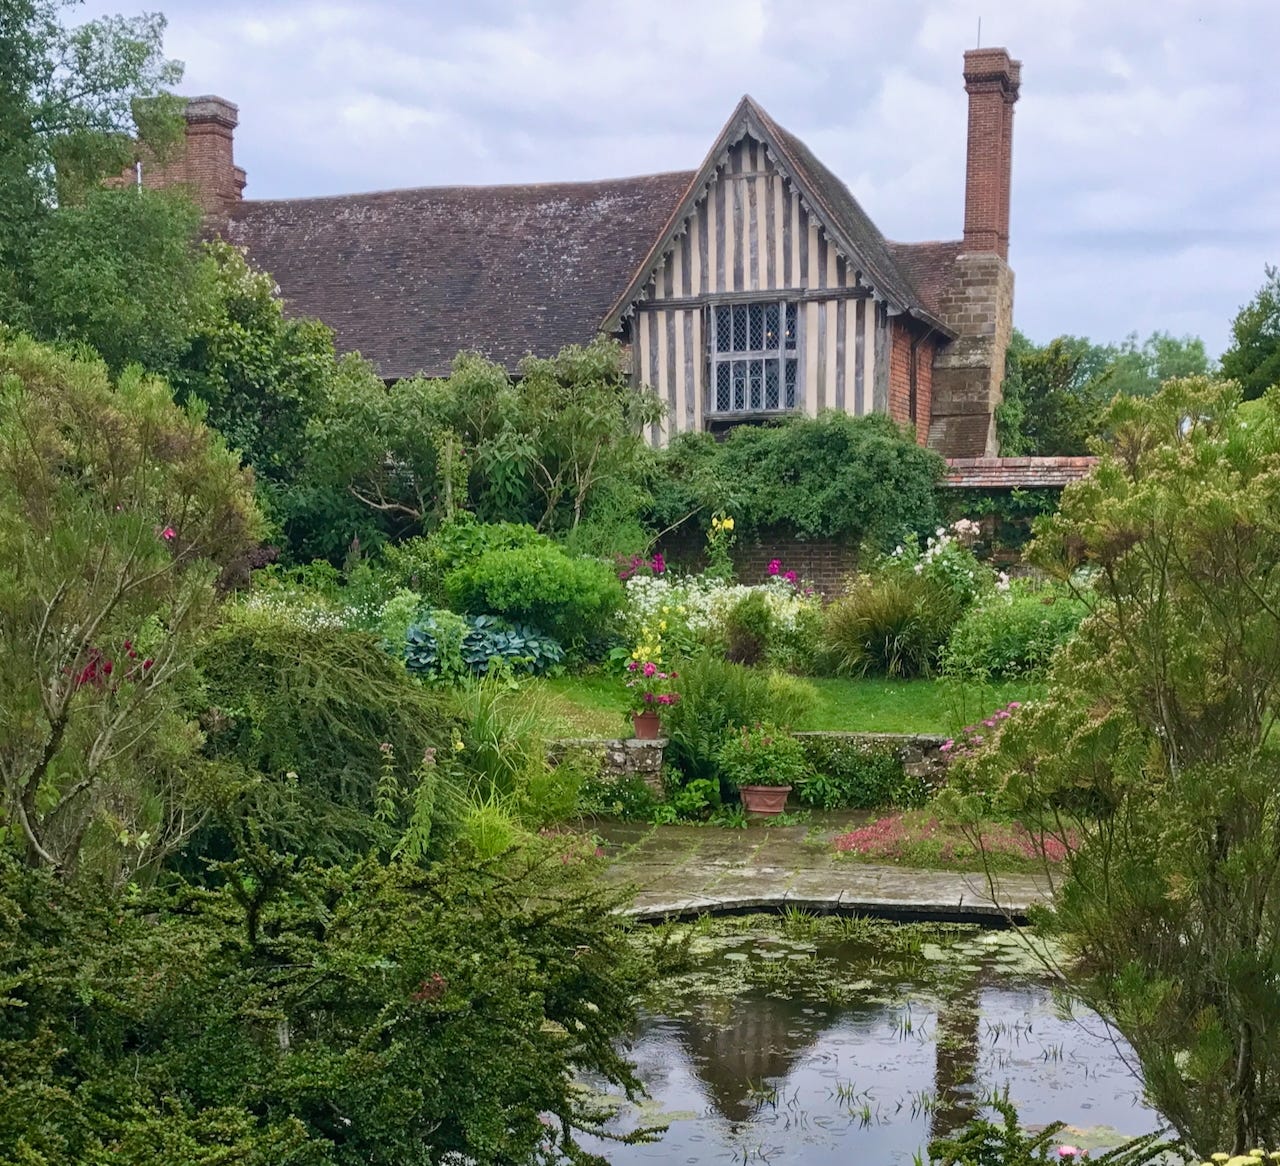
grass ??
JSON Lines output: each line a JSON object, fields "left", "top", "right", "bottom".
{"left": 536, "top": 673, "right": 1041, "bottom": 737}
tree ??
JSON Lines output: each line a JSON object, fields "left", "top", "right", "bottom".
{"left": 0, "top": 333, "right": 259, "bottom": 881}
{"left": 172, "top": 241, "right": 344, "bottom": 530}
{"left": 996, "top": 331, "right": 1113, "bottom": 455}
{"left": 956, "top": 377, "right": 1280, "bottom": 1155}
{"left": 25, "top": 186, "right": 211, "bottom": 373}
{"left": 301, "top": 338, "right": 663, "bottom": 558}
{"left": 1221, "top": 264, "right": 1280, "bottom": 401}
{"left": 0, "top": 1, "right": 183, "bottom": 321}
{"left": 1106, "top": 330, "right": 1211, "bottom": 398}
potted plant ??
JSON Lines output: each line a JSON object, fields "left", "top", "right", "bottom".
{"left": 716, "top": 722, "right": 810, "bottom": 815}
{"left": 625, "top": 660, "right": 679, "bottom": 739}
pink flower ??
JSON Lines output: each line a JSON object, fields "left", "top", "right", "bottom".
{"left": 1008, "top": 701, "right": 1021, "bottom": 709}
{"left": 642, "top": 661, "right": 657, "bottom": 678}
{"left": 983, "top": 718, "right": 996, "bottom": 728}
{"left": 160, "top": 526, "right": 177, "bottom": 541}
{"left": 657, "top": 693, "right": 673, "bottom": 705}
{"left": 784, "top": 570, "right": 797, "bottom": 583}
{"left": 1057, "top": 1148, "right": 1083, "bottom": 1160}
{"left": 940, "top": 739, "right": 953, "bottom": 752}
{"left": 767, "top": 559, "right": 781, "bottom": 575}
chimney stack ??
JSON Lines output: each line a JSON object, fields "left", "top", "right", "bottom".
{"left": 962, "top": 48, "right": 1020, "bottom": 259}
{"left": 125, "top": 95, "right": 246, "bottom": 222}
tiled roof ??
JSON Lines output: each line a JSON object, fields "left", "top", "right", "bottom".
{"left": 944, "top": 457, "right": 1098, "bottom": 489}
{"left": 884, "top": 239, "right": 966, "bottom": 322}
{"left": 226, "top": 171, "right": 695, "bottom": 380}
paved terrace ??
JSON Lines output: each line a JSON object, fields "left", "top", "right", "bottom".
{"left": 597, "top": 817, "right": 1049, "bottom": 925}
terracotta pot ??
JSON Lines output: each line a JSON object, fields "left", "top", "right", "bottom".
{"left": 739, "top": 784, "right": 792, "bottom": 815}
{"left": 632, "top": 709, "right": 662, "bottom": 740}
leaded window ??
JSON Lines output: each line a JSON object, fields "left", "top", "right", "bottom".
{"left": 709, "top": 301, "right": 800, "bottom": 415}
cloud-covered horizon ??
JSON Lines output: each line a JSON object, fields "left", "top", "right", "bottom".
{"left": 80, "top": 0, "right": 1280, "bottom": 356}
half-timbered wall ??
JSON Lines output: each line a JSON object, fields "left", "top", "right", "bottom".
{"left": 630, "top": 134, "right": 893, "bottom": 443}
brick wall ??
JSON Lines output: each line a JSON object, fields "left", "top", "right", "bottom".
{"left": 656, "top": 527, "right": 859, "bottom": 597}
{"left": 888, "top": 322, "right": 936, "bottom": 444}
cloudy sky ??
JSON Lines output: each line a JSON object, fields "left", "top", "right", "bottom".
{"left": 84, "top": 0, "right": 1278, "bottom": 356}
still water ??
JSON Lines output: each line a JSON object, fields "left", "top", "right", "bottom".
{"left": 582, "top": 916, "right": 1160, "bottom": 1164}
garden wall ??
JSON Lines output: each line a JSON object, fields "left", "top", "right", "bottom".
{"left": 655, "top": 527, "right": 859, "bottom": 596}
{"left": 550, "top": 732, "right": 949, "bottom": 799}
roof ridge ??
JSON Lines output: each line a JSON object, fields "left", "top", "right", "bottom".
{"left": 233, "top": 169, "right": 699, "bottom": 208}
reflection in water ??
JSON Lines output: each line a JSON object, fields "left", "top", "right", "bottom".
{"left": 931, "top": 973, "right": 981, "bottom": 1141}
{"left": 584, "top": 924, "right": 1157, "bottom": 1165}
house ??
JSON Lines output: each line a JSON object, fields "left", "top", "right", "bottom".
{"left": 136, "top": 49, "right": 1024, "bottom": 459}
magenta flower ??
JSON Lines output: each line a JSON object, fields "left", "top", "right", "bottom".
{"left": 160, "top": 526, "right": 177, "bottom": 541}
{"left": 784, "top": 570, "right": 797, "bottom": 583}
{"left": 627, "top": 661, "right": 639, "bottom": 672}
{"left": 642, "top": 661, "right": 657, "bottom": 678}
{"left": 767, "top": 559, "right": 781, "bottom": 575}
{"left": 650, "top": 552, "right": 666, "bottom": 574}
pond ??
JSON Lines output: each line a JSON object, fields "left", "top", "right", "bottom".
{"left": 580, "top": 915, "right": 1160, "bottom": 1164}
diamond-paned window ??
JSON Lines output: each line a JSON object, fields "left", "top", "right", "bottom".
{"left": 709, "top": 300, "right": 800, "bottom": 415}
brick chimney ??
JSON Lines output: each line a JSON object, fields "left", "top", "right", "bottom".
{"left": 962, "top": 48, "right": 1020, "bottom": 259}
{"left": 128, "top": 96, "right": 246, "bottom": 221}
{"left": 926, "top": 48, "right": 1021, "bottom": 459}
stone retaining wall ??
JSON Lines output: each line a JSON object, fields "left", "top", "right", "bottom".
{"left": 549, "top": 738, "right": 667, "bottom": 797}
{"left": 549, "top": 731, "right": 949, "bottom": 798}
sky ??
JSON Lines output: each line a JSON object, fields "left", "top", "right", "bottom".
{"left": 81, "top": 0, "right": 1280, "bottom": 357}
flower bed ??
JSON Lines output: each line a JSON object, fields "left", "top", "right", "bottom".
{"left": 833, "top": 811, "right": 1071, "bottom": 870}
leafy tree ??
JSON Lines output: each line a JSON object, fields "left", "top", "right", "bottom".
{"left": 172, "top": 241, "right": 347, "bottom": 532}
{"left": 1221, "top": 264, "right": 1280, "bottom": 401}
{"left": 996, "top": 332, "right": 1113, "bottom": 455}
{"left": 955, "top": 377, "right": 1280, "bottom": 1155}
{"left": 1106, "top": 330, "right": 1211, "bottom": 397}
{"left": 0, "top": 333, "right": 259, "bottom": 880}
{"left": 302, "top": 338, "right": 662, "bottom": 556}
{"left": 25, "top": 185, "right": 211, "bottom": 372}
{"left": 0, "top": 1, "right": 183, "bottom": 320}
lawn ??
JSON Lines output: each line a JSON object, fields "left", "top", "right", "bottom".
{"left": 536, "top": 674, "right": 1040, "bottom": 737}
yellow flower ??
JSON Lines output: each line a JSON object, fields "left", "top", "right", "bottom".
{"left": 659, "top": 620, "right": 668, "bottom": 631}
{"left": 453, "top": 739, "right": 466, "bottom": 753}
{"left": 723, "top": 516, "right": 735, "bottom": 531}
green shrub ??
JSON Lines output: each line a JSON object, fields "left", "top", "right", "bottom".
{"left": 577, "top": 768, "right": 659, "bottom": 820}
{"left": 444, "top": 543, "right": 623, "bottom": 647}
{"left": 821, "top": 572, "right": 960, "bottom": 678}
{"left": 942, "top": 580, "right": 1088, "bottom": 680}
{"left": 191, "top": 602, "right": 451, "bottom": 865}
{"left": 384, "top": 516, "right": 551, "bottom": 603}
{"left": 797, "top": 736, "right": 916, "bottom": 809}
{"left": 716, "top": 724, "right": 811, "bottom": 789}
{"left": 724, "top": 590, "right": 774, "bottom": 665}
{"left": 661, "top": 654, "right": 816, "bottom": 787}
{"left": 650, "top": 412, "right": 944, "bottom": 548}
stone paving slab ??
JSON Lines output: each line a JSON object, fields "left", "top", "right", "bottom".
{"left": 599, "top": 820, "right": 1049, "bottom": 925}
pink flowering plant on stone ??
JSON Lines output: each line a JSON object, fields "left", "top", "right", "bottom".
{"left": 624, "top": 660, "right": 680, "bottom": 713}
{"left": 939, "top": 701, "right": 1022, "bottom": 760}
